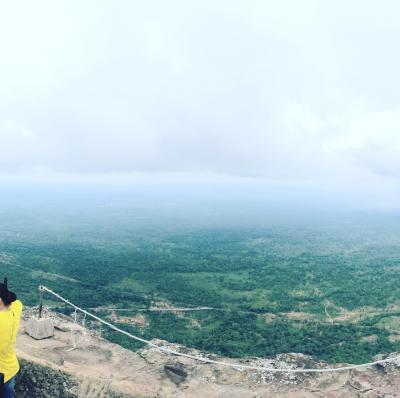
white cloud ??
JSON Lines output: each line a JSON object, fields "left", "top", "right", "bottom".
{"left": 0, "top": 121, "right": 45, "bottom": 171}
{"left": 0, "top": 0, "right": 400, "bottom": 206}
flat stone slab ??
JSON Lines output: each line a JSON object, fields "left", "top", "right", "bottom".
{"left": 26, "top": 317, "right": 54, "bottom": 340}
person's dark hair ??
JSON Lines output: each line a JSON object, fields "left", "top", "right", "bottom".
{"left": 0, "top": 278, "right": 17, "bottom": 306}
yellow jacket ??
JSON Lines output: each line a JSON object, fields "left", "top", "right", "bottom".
{"left": 0, "top": 300, "right": 23, "bottom": 382}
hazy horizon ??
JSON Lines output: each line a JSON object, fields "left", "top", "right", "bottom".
{"left": 1, "top": 1, "right": 400, "bottom": 211}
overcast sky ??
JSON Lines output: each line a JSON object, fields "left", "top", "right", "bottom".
{"left": 1, "top": 1, "right": 400, "bottom": 208}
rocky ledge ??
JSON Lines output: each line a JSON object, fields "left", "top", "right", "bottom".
{"left": 14, "top": 314, "right": 400, "bottom": 397}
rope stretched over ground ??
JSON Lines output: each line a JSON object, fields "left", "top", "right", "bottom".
{"left": 39, "top": 285, "right": 400, "bottom": 374}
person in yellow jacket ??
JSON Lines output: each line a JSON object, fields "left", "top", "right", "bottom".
{"left": 0, "top": 278, "right": 22, "bottom": 398}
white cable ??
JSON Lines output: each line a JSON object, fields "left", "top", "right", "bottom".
{"left": 39, "top": 285, "right": 400, "bottom": 374}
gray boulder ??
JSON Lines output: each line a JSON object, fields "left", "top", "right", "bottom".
{"left": 26, "top": 317, "right": 55, "bottom": 340}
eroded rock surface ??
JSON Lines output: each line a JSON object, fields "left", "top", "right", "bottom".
{"left": 15, "top": 313, "right": 400, "bottom": 397}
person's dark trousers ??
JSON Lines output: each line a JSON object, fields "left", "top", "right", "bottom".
{"left": 0, "top": 376, "right": 15, "bottom": 398}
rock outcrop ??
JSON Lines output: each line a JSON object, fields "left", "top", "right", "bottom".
{"left": 15, "top": 313, "right": 400, "bottom": 397}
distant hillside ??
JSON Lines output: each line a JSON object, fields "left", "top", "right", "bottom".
{"left": 4, "top": 220, "right": 400, "bottom": 365}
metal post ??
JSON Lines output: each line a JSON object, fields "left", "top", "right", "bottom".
{"left": 38, "top": 285, "right": 44, "bottom": 319}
